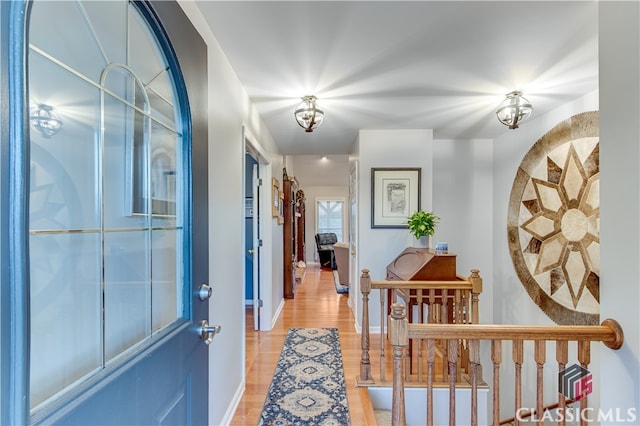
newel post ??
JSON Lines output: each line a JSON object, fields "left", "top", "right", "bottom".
{"left": 469, "top": 269, "right": 484, "bottom": 382}
{"left": 390, "top": 303, "right": 408, "bottom": 426}
{"left": 359, "top": 269, "right": 373, "bottom": 383}
{"left": 468, "top": 269, "right": 483, "bottom": 325}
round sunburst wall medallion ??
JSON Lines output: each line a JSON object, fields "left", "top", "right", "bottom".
{"left": 507, "top": 111, "right": 599, "bottom": 325}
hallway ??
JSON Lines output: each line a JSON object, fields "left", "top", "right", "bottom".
{"left": 230, "top": 265, "right": 373, "bottom": 425}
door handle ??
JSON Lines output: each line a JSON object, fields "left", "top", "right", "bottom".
{"left": 199, "top": 320, "right": 221, "bottom": 345}
{"left": 248, "top": 249, "right": 255, "bottom": 255}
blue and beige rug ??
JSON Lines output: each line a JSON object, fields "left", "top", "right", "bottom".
{"left": 258, "top": 328, "right": 351, "bottom": 425}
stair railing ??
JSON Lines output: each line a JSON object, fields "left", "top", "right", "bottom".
{"left": 358, "top": 268, "right": 483, "bottom": 386}
{"left": 388, "top": 303, "right": 624, "bottom": 426}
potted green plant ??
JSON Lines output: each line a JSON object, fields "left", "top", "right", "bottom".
{"left": 407, "top": 210, "right": 439, "bottom": 245}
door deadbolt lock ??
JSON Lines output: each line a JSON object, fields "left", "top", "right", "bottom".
{"left": 198, "top": 283, "right": 212, "bottom": 301}
{"left": 199, "top": 320, "right": 221, "bottom": 345}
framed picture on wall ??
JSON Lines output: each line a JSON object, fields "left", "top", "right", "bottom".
{"left": 371, "top": 167, "right": 421, "bottom": 228}
{"left": 278, "top": 190, "right": 284, "bottom": 225}
{"left": 272, "top": 178, "right": 280, "bottom": 217}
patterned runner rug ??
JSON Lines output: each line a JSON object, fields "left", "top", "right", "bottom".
{"left": 258, "top": 328, "right": 351, "bottom": 425}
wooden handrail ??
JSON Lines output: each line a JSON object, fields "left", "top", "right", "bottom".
{"left": 371, "top": 278, "right": 473, "bottom": 290}
{"left": 406, "top": 321, "right": 625, "bottom": 349}
{"left": 387, "top": 302, "right": 624, "bottom": 426}
{"left": 358, "top": 268, "right": 626, "bottom": 425}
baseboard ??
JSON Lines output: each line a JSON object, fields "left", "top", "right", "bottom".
{"left": 270, "top": 298, "right": 285, "bottom": 330}
{"left": 354, "top": 321, "right": 380, "bottom": 335}
{"left": 216, "top": 380, "right": 245, "bottom": 426}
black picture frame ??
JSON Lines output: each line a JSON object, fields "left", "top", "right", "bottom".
{"left": 371, "top": 167, "right": 421, "bottom": 228}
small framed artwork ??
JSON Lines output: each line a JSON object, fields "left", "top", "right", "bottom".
{"left": 371, "top": 167, "right": 421, "bottom": 228}
{"left": 278, "top": 190, "right": 284, "bottom": 225}
{"left": 272, "top": 178, "right": 280, "bottom": 217}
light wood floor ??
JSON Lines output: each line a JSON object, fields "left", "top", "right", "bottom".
{"left": 230, "top": 264, "right": 376, "bottom": 425}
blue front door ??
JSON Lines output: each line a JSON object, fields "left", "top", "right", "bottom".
{"left": 1, "top": 1, "right": 210, "bottom": 424}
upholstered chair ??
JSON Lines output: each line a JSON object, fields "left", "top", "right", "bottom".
{"left": 314, "top": 233, "right": 337, "bottom": 269}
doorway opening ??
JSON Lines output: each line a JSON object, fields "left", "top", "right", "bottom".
{"left": 243, "top": 129, "right": 271, "bottom": 332}
{"left": 244, "top": 152, "right": 259, "bottom": 331}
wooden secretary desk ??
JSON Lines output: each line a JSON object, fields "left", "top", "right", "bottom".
{"left": 386, "top": 247, "right": 459, "bottom": 322}
{"left": 385, "top": 247, "right": 463, "bottom": 373}
{"left": 386, "top": 247, "right": 457, "bottom": 281}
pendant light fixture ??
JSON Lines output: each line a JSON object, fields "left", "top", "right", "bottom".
{"left": 496, "top": 91, "right": 533, "bottom": 129}
{"left": 294, "top": 95, "right": 324, "bottom": 132}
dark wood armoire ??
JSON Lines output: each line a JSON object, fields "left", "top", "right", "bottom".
{"left": 295, "top": 190, "right": 306, "bottom": 264}
{"left": 283, "top": 169, "right": 300, "bottom": 298}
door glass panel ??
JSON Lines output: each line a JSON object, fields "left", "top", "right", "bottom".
{"left": 29, "top": 233, "right": 102, "bottom": 408}
{"left": 28, "top": 55, "right": 100, "bottom": 232}
{"left": 28, "top": 1, "right": 122, "bottom": 84}
{"left": 152, "top": 229, "right": 181, "bottom": 332}
{"left": 128, "top": 9, "right": 176, "bottom": 130}
{"left": 28, "top": 0, "right": 185, "bottom": 412}
{"left": 104, "top": 231, "right": 151, "bottom": 361}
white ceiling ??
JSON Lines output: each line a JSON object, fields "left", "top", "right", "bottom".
{"left": 195, "top": 1, "right": 599, "bottom": 155}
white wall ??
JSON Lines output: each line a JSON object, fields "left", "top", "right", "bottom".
{"left": 599, "top": 2, "right": 640, "bottom": 421}
{"left": 177, "top": 3, "right": 283, "bottom": 424}
{"left": 268, "top": 160, "right": 285, "bottom": 331}
{"left": 432, "top": 138, "right": 494, "bottom": 324}
{"left": 354, "top": 129, "right": 434, "bottom": 330}
{"left": 207, "top": 38, "right": 246, "bottom": 424}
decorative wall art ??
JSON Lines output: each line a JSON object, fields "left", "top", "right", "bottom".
{"left": 371, "top": 168, "right": 421, "bottom": 228}
{"left": 272, "top": 177, "right": 280, "bottom": 218}
{"left": 278, "top": 190, "right": 284, "bottom": 225}
{"left": 507, "top": 111, "right": 599, "bottom": 325}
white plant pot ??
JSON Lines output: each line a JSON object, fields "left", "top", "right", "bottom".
{"left": 410, "top": 235, "right": 429, "bottom": 248}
